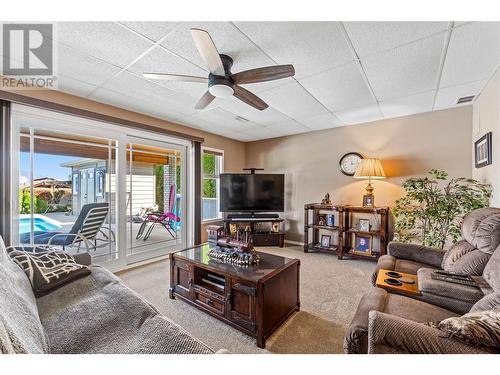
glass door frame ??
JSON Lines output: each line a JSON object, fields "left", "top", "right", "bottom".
{"left": 124, "top": 135, "right": 189, "bottom": 265}
{"left": 10, "top": 104, "right": 194, "bottom": 271}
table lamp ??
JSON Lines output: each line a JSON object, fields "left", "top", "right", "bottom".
{"left": 353, "top": 158, "right": 386, "bottom": 206}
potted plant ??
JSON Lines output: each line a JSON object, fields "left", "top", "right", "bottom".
{"left": 393, "top": 169, "right": 492, "bottom": 249}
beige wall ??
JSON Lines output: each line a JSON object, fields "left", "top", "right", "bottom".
{"left": 245, "top": 107, "right": 473, "bottom": 242}
{"left": 472, "top": 67, "right": 500, "bottom": 206}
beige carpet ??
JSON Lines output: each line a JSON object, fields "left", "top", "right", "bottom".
{"left": 117, "top": 244, "right": 375, "bottom": 354}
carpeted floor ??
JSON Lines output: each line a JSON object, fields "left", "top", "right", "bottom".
{"left": 117, "top": 244, "right": 375, "bottom": 354}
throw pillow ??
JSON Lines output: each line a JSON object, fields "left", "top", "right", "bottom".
{"left": 7, "top": 248, "right": 91, "bottom": 297}
{"left": 441, "top": 240, "right": 490, "bottom": 275}
{"left": 430, "top": 307, "right": 500, "bottom": 348}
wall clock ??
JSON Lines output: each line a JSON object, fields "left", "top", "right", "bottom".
{"left": 339, "top": 152, "right": 363, "bottom": 176}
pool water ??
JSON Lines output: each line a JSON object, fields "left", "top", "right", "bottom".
{"left": 19, "top": 217, "right": 62, "bottom": 234}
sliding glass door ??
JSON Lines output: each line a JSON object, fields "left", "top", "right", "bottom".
{"left": 125, "top": 139, "right": 188, "bottom": 263}
{"left": 10, "top": 104, "right": 192, "bottom": 270}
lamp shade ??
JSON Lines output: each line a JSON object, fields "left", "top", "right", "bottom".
{"left": 353, "top": 158, "right": 386, "bottom": 179}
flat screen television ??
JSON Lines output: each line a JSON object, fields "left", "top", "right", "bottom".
{"left": 220, "top": 173, "right": 285, "bottom": 212}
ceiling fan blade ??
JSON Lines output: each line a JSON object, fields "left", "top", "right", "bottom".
{"left": 233, "top": 85, "right": 268, "bottom": 111}
{"left": 190, "top": 28, "right": 225, "bottom": 76}
{"left": 194, "top": 90, "right": 216, "bottom": 110}
{"left": 143, "top": 73, "right": 208, "bottom": 83}
{"left": 232, "top": 65, "right": 295, "bottom": 84}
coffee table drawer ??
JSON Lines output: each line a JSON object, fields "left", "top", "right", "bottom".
{"left": 194, "top": 290, "right": 225, "bottom": 316}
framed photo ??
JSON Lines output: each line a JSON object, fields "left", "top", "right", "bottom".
{"left": 271, "top": 222, "right": 280, "bottom": 233}
{"left": 358, "top": 219, "right": 370, "bottom": 232}
{"left": 362, "top": 194, "right": 374, "bottom": 207}
{"left": 320, "top": 234, "right": 331, "bottom": 248}
{"left": 475, "top": 132, "right": 492, "bottom": 168}
{"left": 353, "top": 234, "right": 372, "bottom": 255}
{"left": 229, "top": 223, "right": 237, "bottom": 235}
{"left": 317, "top": 214, "right": 327, "bottom": 226}
{"left": 326, "top": 214, "right": 335, "bottom": 227}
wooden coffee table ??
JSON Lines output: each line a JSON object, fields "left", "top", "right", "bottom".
{"left": 169, "top": 243, "right": 300, "bottom": 348}
{"left": 375, "top": 269, "right": 421, "bottom": 296}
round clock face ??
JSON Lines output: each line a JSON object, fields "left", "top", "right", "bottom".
{"left": 339, "top": 152, "right": 363, "bottom": 176}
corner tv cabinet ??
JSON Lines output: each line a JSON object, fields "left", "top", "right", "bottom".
{"left": 169, "top": 243, "right": 300, "bottom": 348}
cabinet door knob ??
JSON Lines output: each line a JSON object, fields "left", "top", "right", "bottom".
{"left": 206, "top": 298, "right": 213, "bottom": 306}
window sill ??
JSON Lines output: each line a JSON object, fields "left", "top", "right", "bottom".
{"left": 202, "top": 218, "right": 224, "bottom": 225}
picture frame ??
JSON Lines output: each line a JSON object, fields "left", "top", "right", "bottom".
{"left": 229, "top": 223, "right": 237, "bottom": 235}
{"left": 317, "top": 214, "right": 327, "bottom": 226}
{"left": 362, "top": 194, "right": 374, "bottom": 207}
{"left": 358, "top": 219, "right": 370, "bottom": 232}
{"left": 326, "top": 214, "right": 335, "bottom": 227}
{"left": 320, "top": 234, "right": 331, "bottom": 248}
{"left": 353, "top": 234, "right": 372, "bottom": 255}
{"left": 475, "top": 132, "right": 492, "bottom": 168}
{"left": 271, "top": 222, "right": 280, "bottom": 233}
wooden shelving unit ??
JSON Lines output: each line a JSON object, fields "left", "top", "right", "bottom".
{"left": 304, "top": 203, "right": 344, "bottom": 256}
{"left": 304, "top": 203, "right": 389, "bottom": 261}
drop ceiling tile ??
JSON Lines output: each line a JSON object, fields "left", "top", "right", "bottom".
{"left": 379, "top": 90, "right": 434, "bottom": 118}
{"left": 334, "top": 105, "right": 384, "bottom": 125}
{"left": 57, "top": 44, "right": 122, "bottom": 87}
{"left": 186, "top": 107, "right": 243, "bottom": 129}
{"left": 229, "top": 132, "right": 257, "bottom": 142}
{"left": 434, "top": 80, "right": 487, "bottom": 110}
{"left": 159, "top": 22, "right": 276, "bottom": 74}
{"left": 234, "top": 22, "right": 355, "bottom": 79}
{"left": 297, "top": 113, "right": 344, "bottom": 130}
{"left": 344, "top": 22, "right": 449, "bottom": 57}
{"left": 127, "top": 46, "right": 208, "bottom": 98}
{"left": 89, "top": 87, "right": 185, "bottom": 122}
{"left": 237, "top": 125, "right": 282, "bottom": 140}
{"left": 217, "top": 99, "right": 293, "bottom": 126}
{"left": 102, "top": 71, "right": 197, "bottom": 115}
{"left": 299, "top": 61, "right": 375, "bottom": 112}
{"left": 56, "top": 22, "right": 153, "bottom": 68}
{"left": 177, "top": 115, "right": 233, "bottom": 136}
{"left": 362, "top": 32, "right": 446, "bottom": 101}
{"left": 440, "top": 22, "right": 500, "bottom": 88}
{"left": 56, "top": 75, "right": 98, "bottom": 97}
{"left": 258, "top": 82, "right": 329, "bottom": 119}
{"left": 119, "top": 22, "right": 178, "bottom": 42}
{"left": 269, "top": 119, "right": 312, "bottom": 136}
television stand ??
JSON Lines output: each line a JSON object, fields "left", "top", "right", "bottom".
{"left": 223, "top": 216, "right": 285, "bottom": 248}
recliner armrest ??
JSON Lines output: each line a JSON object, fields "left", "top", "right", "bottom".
{"left": 367, "top": 311, "right": 488, "bottom": 354}
{"left": 388, "top": 242, "right": 446, "bottom": 268}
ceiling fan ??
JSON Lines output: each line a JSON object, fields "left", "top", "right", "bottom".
{"left": 143, "top": 28, "right": 295, "bottom": 111}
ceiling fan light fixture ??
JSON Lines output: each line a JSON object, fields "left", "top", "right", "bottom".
{"left": 209, "top": 84, "right": 234, "bottom": 98}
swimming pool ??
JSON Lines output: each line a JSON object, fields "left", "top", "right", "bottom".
{"left": 19, "top": 217, "right": 62, "bottom": 233}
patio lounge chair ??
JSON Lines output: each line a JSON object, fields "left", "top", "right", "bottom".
{"left": 20, "top": 203, "right": 110, "bottom": 253}
{"left": 136, "top": 185, "right": 180, "bottom": 241}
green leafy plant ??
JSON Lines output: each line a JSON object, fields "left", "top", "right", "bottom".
{"left": 19, "top": 189, "right": 50, "bottom": 214}
{"left": 393, "top": 169, "right": 492, "bottom": 249}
